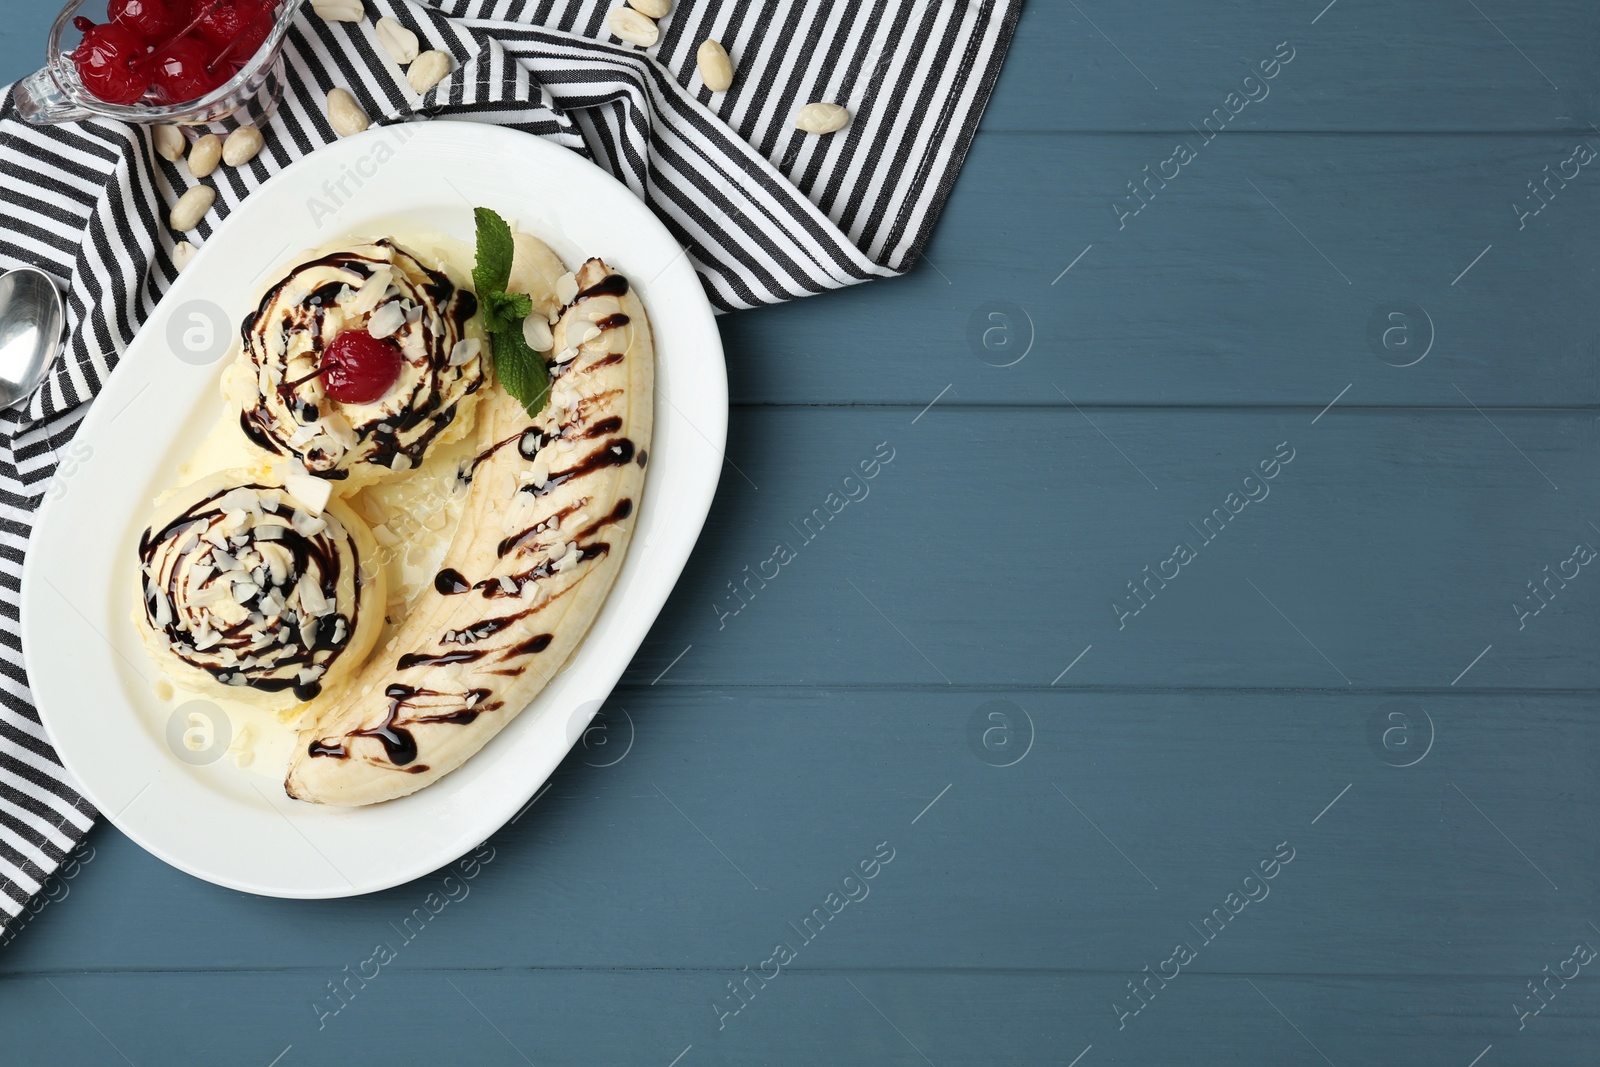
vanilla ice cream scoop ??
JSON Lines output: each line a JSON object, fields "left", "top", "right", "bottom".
{"left": 231, "top": 239, "right": 485, "bottom": 490}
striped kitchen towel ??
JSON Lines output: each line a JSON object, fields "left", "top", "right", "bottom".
{"left": 0, "top": 0, "right": 1018, "bottom": 935}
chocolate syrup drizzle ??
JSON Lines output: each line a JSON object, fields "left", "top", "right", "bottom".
{"left": 239, "top": 241, "right": 484, "bottom": 480}
{"left": 307, "top": 266, "right": 640, "bottom": 768}
{"left": 138, "top": 483, "right": 363, "bottom": 701}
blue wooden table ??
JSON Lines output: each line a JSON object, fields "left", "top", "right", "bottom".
{"left": 4, "top": 2, "right": 1598, "bottom": 1064}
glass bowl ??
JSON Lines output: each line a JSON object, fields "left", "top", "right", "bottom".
{"left": 15, "top": 0, "right": 301, "bottom": 129}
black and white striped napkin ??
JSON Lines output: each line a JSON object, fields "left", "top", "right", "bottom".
{"left": 0, "top": 0, "right": 1017, "bottom": 932}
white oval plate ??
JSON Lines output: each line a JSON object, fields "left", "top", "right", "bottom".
{"left": 20, "top": 122, "right": 726, "bottom": 898}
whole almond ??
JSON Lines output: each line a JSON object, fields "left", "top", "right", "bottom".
{"left": 153, "top": 124, "right": 186, "bottom": 163}
{"left": 187, "top": 134, "right": 221, "bottom": 178}
{"left": 607, "top": 7, "right": 659, "bottom": 47}
{"left": 374, "top": 17, "right": 419, "bottom": 65}
{"left": 311, "top": 0, "right": 363, "bottom": 21}
{"left": 169, "top": 186, "right": 216, "bottom": 232}
{"left": 795, "top": 101, "right": 850, "bottom": 134}
{"left": 326, "top": 88, "right": 369, "bottom": 137}
{"left": 407, "top": 50, "right": 452, "bottom": 93}
{"left": 697, "top": 39, "right": 733, "bottom": 91}
{"left": 629, "top": 0, "right": 671, "bottom": 17}
{"left": 222, "top": 125, "right": 264, "bottom": 167}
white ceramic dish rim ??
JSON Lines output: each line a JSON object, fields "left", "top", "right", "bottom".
{"left": 19, "top": 121, "right": 726, "bottom": 898}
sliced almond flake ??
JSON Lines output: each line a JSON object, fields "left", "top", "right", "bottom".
{"left": 367, "top": 300, "right": 406, "bottom": 339}
{"left": 319, "top": 411, "right": 358, "bottom": 452}
{"left": 285, "top": 470, "right": 332, "bottom": 516}
{"left": 291, "top": 509, "right": 328, "bottom": 538}
{"left": 350, "top": 267, "right": 393, "bottom": 315}
{"left": 498, "top": 575, "right": 517, "bottom": 594}
{"left": 188, "top": 584, "right": 227, "bottom": 607}
{"left": 217, "top": 488, "right": 261, "bottom": 514}
{"left": 449, "top": 338, "right": 481, "bottom": 367}
{"left": 297, "top": 577, "right": 330, "bottom": 617}
{"left": 523, "top": 316, "right": 553, "bottom": 352}
{"left": 556, "top": 272, "right": 578, "bottom": 304}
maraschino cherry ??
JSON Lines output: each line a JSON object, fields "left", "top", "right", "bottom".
{"left": 108, "top": 0, "right": 185, "bottom": 42}
{"left": 149, "top": 37, "right": 228, "bottom": 104}
{"left": 225, "top": 10, "right": 276, "bottom": 69}
{"left": 193, "top": 0, "right": 271, "bottom": 48}
{"left": 70, "top": 17, "right": 151, "bottom": 105}
{"left": 73, "top": 1, "right": 280, "bottom": 106}
{"left": 321, "top": 331, "right": 404, "bottom": 405}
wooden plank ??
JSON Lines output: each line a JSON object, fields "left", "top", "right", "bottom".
{"left": 3, "top": 689, "right": 1592, "bottom": 978}
{"left": 2, "top": 968, "right": 1595, "bottom": 1065}
{"left": 646, "top": 407, "right": 1596, "bottom": 689}
{"left": 722, "top": 131, "right": 1600, "bottom": 405}
{"left": 987, "top": 0, "right": 1595, "bottom": 132}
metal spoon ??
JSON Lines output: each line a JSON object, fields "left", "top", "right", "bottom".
{"left": 0, "top": 267, "right": 65, "bottom": 411}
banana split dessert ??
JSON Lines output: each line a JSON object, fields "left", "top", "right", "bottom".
{"left": 133, "top": 210, "right": 653, "bottom": 806}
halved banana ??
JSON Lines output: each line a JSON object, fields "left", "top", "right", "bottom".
{"left": 285, "top": 257, "right": 653, "bottom": 805}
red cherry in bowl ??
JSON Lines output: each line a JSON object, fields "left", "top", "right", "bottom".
{"left": 321, "top": 331, "right": 404, "bottom": 405}
{"left": 150, "top": 37, "right": 229, "bottom": 104}
{"left": 71, "top": 18, "right": 152, "bottom": 105}
{"left": 206, "top": 6, "right": 276, "bottom": 74}
{"left": 228, "top": 10, "right": 277, "bottom": 68}
{"left": 108, "top": 0, "right": 185, "bottom": 42}
{"left": 194, "top": 0, "right": 272, "bottom": 48}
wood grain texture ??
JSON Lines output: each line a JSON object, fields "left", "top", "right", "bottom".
{"left": 985, "top": 0, "right": 1597, "bottom": 132}
{"left": 3, "top": 1, "right": 1597, "bottom": 1066}
{"left": 1, "top": 688, "right": 1591, "bottom": 977}
{"left": 723, "top": 131, "right": 1600, "bottom": 405}
{"left": 1, "top": 969, "right": 1596, "bottom": 1065}
{"left": 643, "top": 407, "right": 1596, "bottom": 690}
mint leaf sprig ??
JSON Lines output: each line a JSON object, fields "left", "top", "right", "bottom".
{"left": 472, "top": 207, "right": 549, "bottom": 418}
